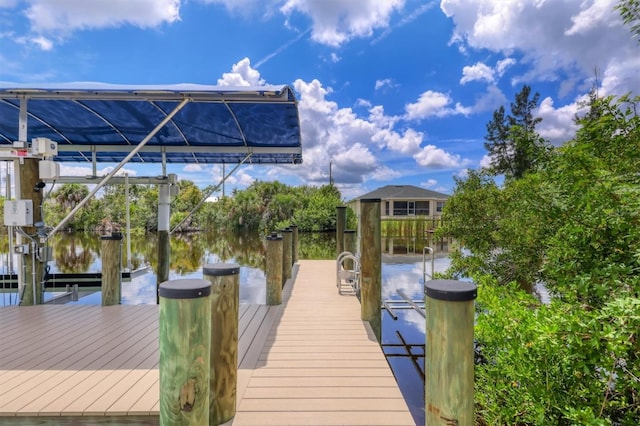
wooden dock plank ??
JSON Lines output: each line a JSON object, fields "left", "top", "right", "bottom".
{"left": 233, "top": 260, "right": 414, "bottom": 426}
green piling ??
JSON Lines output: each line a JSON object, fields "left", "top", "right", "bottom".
{"left": 159, "top": 279, "right": 211, "bottom": 426}
{"left": 425, "top": 280, "right": 477, "bottom": 426}
{"left": 266, "top": 232, "right": 283, "bottom": 305}
{"left": 203, "top": 263, "right": 240, "bottom": 425}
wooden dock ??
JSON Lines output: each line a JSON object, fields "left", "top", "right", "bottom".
{"left": 0, "top": 260, "right": 414, "bottom": 425}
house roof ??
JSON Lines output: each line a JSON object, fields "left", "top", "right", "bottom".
{"left": 0, "top": 82, "right": 302, "bottom": 165}
{"left": 353, "top": 185, "right": 449, "bottom": 201}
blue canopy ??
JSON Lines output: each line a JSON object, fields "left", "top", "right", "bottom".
{"left": 0, "top": 83, "right": 302, "bottom": 165}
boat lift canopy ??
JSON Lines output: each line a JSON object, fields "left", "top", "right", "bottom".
{"left": 0, "top": 82, "right": 302, "bottom": 166}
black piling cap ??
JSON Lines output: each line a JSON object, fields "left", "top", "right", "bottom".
{"left": 203, "top": 263, "right": 240, "bottom": 277}
{"left": 266, "top": 233, "right": 283, "bottom": 241}
{"left": 425, "top": 279, "right": 477, "bottom": 301}
{"left": 159, "top": 279, "right": 211, "bottom": 299}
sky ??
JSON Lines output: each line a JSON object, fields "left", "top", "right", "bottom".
{"left": 0, "top": 0, "right": 638, "bottom": 200}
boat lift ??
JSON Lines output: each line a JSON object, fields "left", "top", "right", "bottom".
{"left": 382, "top": 246, "right": 434, "bottom": 320}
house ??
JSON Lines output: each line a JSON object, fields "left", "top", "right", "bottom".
{"left": 349, "top": 184, "right": 449, "bottom": 219}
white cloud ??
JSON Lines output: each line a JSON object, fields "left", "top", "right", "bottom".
{"left": 468, "top": 85, "right": 507, "bottom": 114}
{"left": 536, "top": 96, "right": 581, "bottom": 145}
{"left": 372, "top": 128, "right": 422, "bottom": 155}
{"left": 460, "top": 62, "right": 494, "bottom": 84}
{"left": 413, "top": 145, "right": 466, "bottom": 169}
{"left": 217, "top": 58, "right": 265, "bottom": 86}
{"left": 479, "top": 154, "right": 492, "bottom": 169}
{"left": 405, "top": 90, "right": 470, "bottom": 120}
{"left": 421, "top": 178, "right": 437, "bottom": 188}
{"left": 441, "top": 0, "right": 638, "bottom": 97}
{"left": 59, "top": 164, "right": 138, "bottom": 177}
{"left": 210, "top": 164, "right": 255, "bottom": 189}
{"left": 455, "top": 168, "right": 469, "bottom": 179}
{"left": 25, "top": 0, "right": 180, "bottom": 34}
{"left": 369, "top": 165, "right": 401, "bottom": 181}
{"left": 30, "top": 35, "right": 53, "bottom": 51}
{"left": 281, "top": 0, "right": 404, "bottom": 47}
{"left": 293, "top": 77, "right": 415, "bottom": 184}
{"left": 183, "top": 164, "right": 203, "bottom": 172}
{"left": 375, "top": 78, "right": 396, "bottom": 91}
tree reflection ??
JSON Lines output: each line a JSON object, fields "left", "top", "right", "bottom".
{"left": 51, "top": 232, "right": 95, "bottom": 273}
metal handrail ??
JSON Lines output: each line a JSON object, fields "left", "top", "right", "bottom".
{"left": 336, "top": 251, "right": 360, "bottom": 295}
{"left": 423, "top": 246, "right": 434, "bottom": 285}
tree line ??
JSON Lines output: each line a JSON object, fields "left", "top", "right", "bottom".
{"left": 39, "top": 180, "right": 345, "bottom": 235}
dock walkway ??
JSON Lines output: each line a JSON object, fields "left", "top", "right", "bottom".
{"left": 0, "top": 260, "right": 414, "bottom": 425}
{"left": 233, "top": 260, "right": 414, "bottom": 425}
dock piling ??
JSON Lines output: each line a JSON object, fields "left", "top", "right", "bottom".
{"left": 290, "top": 224, "right": 299, "bottom": 265}
{"left": 159, "top": 279, "right": 211, "bottom": 426}
{"left": 425, "top": 279, "right": 477, "bottom": 426}
{"left": 281, "top": 228, "right": 292, "bottom": 285}
{"left": 359, "top": 198, "right": 382, "bottom": 342}
{"left": 101, "top": 232, "right": 122, "bottom": 306}
{"left": 203, "top": 263, "right": 240, "bottom": 425}
{"left": 336, "top": 206, "right": 346, "bottom": 257}
{"left": 266, "top": 232, "right": 283, "bottom": 305}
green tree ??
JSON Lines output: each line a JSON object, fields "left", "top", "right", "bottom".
{"left": 616, "top": 0, "right": 640, "bottom": 41}
{"left": 484, "top": 85, "right": 551, "bottom": 179}
{"left": 45, "top": 183, "right": 95, "bottom": 230}
{"left": 442, "top": 94, "right": 640, "bottom": 424}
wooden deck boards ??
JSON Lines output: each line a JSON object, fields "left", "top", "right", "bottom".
{"left": 0, "top": 260, "right": 414, "bottom": 425}
{"left": 232, "top": 260, "right": 414, "bottom": 426}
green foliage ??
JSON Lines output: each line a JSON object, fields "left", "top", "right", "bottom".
{"left": 292, "top": 184, "right": 342, "bottom": 232}
{"left": 442, "top": 93, "right": 640, "bottom": 424}
{"left": 616, "top": 0, "right": 640, "bottom": 42}
{"left": 474, "top": 274, "right": 640, "bottom": 425}
{"left": 484, "top": 85, "right": 552, "bottom": 179}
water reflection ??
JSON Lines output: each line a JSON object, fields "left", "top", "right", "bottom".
{"left": 381, "top": 253, "right": 452, "bottom": 426}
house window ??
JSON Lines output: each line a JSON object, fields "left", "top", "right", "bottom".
{"left": 393, "top": 201, "right": 408, "bottom": 216}
{"left": 436, "top": 201, "right": 445, "bottom": 213}
{"left": 415, "top": 201, "right": 429, "bottom": 216}
{"left": 385, "top": 201, "right": 390, "bottom": 216}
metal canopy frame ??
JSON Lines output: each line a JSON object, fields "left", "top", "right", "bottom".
{"left": 0, "top": 83, "right": 303, "bottom": 167}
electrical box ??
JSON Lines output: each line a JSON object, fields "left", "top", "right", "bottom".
{"left": 4, "top": 200, "right": 34, "bottom": 226}
{"left": 39, "top": 160, "right": 60, "bottom": 179}
{"left": 33, "top": 137, "right": 58, "bottom": 156}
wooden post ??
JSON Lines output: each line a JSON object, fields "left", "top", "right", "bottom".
{"left": 19, "top": 158, "right": 44, "bottom": 305}
{"left": 290, "top": 224, "right": 299, "bottom": 265}
{"left": 336, "top": 206, "right": 346, "bottom": 258}
{"left": 281, "top": 228, "right": 292, "bottom": 286}
{"left": 343, "top": 229, "right": 356, "bottom": 270}
{"left": 359, "top": 198, "right": 382, "bottom": 342}
{"left": 425, "top": 280, "right": 477, "bottom": 426}
{"left": 265, "top": 232, "right": 283, "bottom": 305}
{"left": 159, "top": 279, "right": 211, "bottom": 426}
{"left": 101, "top": 232, "right": 122, "bottom": 306}
{"left": 203, "top": 263, "right": 240, "bottom": 425}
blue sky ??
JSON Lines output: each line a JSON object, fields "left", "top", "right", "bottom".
{"left": 1, "top": 0, "right": 638, "bottom": 200}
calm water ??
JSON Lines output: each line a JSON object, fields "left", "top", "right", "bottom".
{"left": 0, "top": 231, "right": 449, "bottom": 425}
